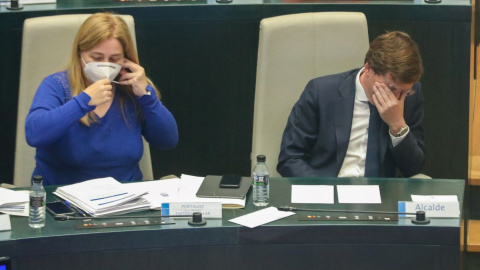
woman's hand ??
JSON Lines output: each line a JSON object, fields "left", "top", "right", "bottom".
{"left": 118, "top": 59, "right": 149, "bottom": 97}
{"left": 84, "top": 78, "right": 113, "bottom": 106}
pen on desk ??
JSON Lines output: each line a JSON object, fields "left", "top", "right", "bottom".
{"left": 75, "top": 208, "right": 87, "bottom": 217}
{"left": 65, "top": 200, "right": 87, "bottom": 217}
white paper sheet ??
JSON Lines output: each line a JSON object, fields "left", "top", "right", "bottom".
{"left": 291, "top": 185, "right": 334, "bottom": 204}
{"left": 337, "top": 185, "right": 381, "bottom": 204}
{"left": 0, "top": 188, "right": 29, "bottom": 216}
{"left": 0, "top": 214, "right": 11, "bottom": 231}
{"left": 229, "top": 207, "right": 295, "bottom": 228}
{"left": 127, "top": 179, "right": 181, "bottom": 209}
{"left": 0, "top": 187, "right": 29, "bottom": 204}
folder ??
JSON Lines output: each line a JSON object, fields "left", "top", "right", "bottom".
{"left": 196, "top": 175, "right": 252, "bottom": 199}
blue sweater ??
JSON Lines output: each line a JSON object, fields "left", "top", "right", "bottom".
{"left": 26, "top": 71, "right": 179, "bottom": 185}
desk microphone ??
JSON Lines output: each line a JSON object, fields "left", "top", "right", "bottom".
{"left": 3, "top": 0, "right": 23, "bottom": 10}
{"left": 54, "top": 212, "right": 207, "bottom": 226}
{"left": 277, "top": 206, "right": 430, "bottom": 224}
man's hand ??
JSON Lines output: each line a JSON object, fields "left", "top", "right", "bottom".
{"left": 372, "top": 82, "right": 407, "bottom": 134}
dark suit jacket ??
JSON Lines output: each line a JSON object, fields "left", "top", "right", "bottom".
{"left": 277, "top": 68, "right": 425, "bottom": 178}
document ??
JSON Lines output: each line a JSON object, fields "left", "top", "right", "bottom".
{"left": 229, "top": 207, "right": 295, "bottom": 228}
{"left": 54, "top": 177, "right": 150, "bottom": 216}
{"left": 0, "top": 188, "right": 29, "bottom": 217}
{"left": 0, "top": 214, "right": 11, "bottom": 231}
{"left": 126, "top": 178, "right": 181, "bottom": 210}
{"left": 291, "top": 185, "right": 334, "bottom": 204}
{"left": 337, "top": 185, "right": 381, "bottom": 204}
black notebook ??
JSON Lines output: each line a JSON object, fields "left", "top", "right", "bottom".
{"left": 196, "top": 175, "right": 253, "bottom": 199}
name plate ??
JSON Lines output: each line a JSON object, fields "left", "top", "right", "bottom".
{"left": 161, "top": 202, "right": 222, "bottom": 219}
{"left": 398, "top": 201, "right": 460, "bottom": 218}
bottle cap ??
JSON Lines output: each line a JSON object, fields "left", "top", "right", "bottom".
{"left": 256, "top": 155, "right": 266, "bottom": 162}
{"left": 32, "top": 175, "right": 43, "bottom": 183}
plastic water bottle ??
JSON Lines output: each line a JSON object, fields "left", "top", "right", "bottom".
{"left": 29, "top": 175, "right": 46, "bottom": 228}
{"left": 253, "top": 155, "right": 270, "bottom": 206}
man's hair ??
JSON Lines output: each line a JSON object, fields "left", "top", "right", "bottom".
{"left": 365, "top": 31, "right": 423, "bottom": 84}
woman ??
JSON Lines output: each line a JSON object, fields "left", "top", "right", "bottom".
{"left": 25, "top": 13, "right": 179, "bottom": 185}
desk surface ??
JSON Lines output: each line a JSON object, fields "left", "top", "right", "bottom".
{"left": 0, "top": 177, "right": 465, "bottom": 270}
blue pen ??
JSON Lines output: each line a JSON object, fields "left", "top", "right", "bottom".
{"left": 75, "top": 207, "right": 87, "bottom": 217}
{"left": 65, "top": 200, "right": 87, "bottom": 217}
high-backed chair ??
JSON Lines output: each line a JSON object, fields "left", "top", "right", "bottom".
{"left": 251, "top": 12, "right": 369, "bottom": 177}
{"left": 14, "top": 14, "right": 153, "bottom": 187}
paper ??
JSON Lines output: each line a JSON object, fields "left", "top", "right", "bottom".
{"left": 337, "top": 185, "right": 381, "bottom": 204}
{"left": 0, "top": 214, "right": 11, "bottom": 231}
{"left": 411, "top": 195, "right": 458, "bottom": 202}
{"left": 291, "top": 185, "right": 334, "bottom": 204}
{"left": 127, "top": 178, "right": 181, "bottom": 210}
{"left": 0, "top": 188, "right": 29, "bottom": 217}
{"left": 53, "top": 177, "right": 149, "bottom": 216}
{"left": 229, "top": 207, "right": 295, "bottom": 228}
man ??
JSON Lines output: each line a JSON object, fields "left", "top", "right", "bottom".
{"left": 277, "top": 31, "right": 425, "bottom": 178}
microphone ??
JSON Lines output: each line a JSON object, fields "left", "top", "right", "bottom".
{"left": 277, "top": 206, "right": 430, "bottom": 224}
{"left": 54, "top": 212, "right": 207, "bottom": 225}
{"left": 3, "top": 0, "right": 23, "bottom": 10}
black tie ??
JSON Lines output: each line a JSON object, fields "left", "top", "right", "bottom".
{"left": 365, "top": 103, "right": 381, "bottom": 177}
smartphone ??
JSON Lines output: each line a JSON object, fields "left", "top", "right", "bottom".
{"left": 46, "top": 201, "right": 75, "bottom": 216}
{"left": 219, "top": 175, "right": 242, "bottom": 189}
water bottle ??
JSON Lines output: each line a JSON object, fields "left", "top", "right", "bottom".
{"left": 253, "top": 155, "right": 270, "bottom": 206}
{"left": 29, "top": 175, "right": 46, "bottom": 228}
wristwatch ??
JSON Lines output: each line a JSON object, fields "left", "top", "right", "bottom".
{"left": 391, "top": 125, "right": 409, "bottom": 137}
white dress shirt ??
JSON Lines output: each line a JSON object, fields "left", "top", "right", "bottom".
{"left": 338, "top": 68, "right": 408, "bottom": 177}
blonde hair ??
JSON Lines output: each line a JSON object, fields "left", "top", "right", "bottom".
{"left": 67, "top": 12, "right": 159, "bottom": 126}
{"left": 365, "top": 31, "right": 423, "bottom": 84}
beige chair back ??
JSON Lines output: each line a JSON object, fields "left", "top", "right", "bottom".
{"left": 14, "top": 14, "right": 153, "bottom": 187}
{"left": 251, "top": 12, "right": 369, "bottom": 177}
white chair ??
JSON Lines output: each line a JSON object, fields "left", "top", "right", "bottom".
{"left": 251, "top": 12, "right": 369, "bottom": 177}
{"left": 14, "top": 14, "right": 153, "bottom": 187}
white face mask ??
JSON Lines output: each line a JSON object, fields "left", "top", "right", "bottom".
{"left": 82, "top": 56, "right": 122, "bottom": 82}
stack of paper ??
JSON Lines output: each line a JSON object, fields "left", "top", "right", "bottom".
{"left": 0, "top": 187, "right": 29, "bottom": 216}
{"left": 127, "top": 178, "right": 181, "bottom": 210}
{"left": 53, "top": 177, "right": 150, "bottom": 216}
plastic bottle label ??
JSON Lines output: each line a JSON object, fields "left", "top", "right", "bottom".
{"left": 30, "top": 196, "right": 45, "bottom": 207}
{"left": 254, "top": 175, "right": 269, "bottom": 186}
